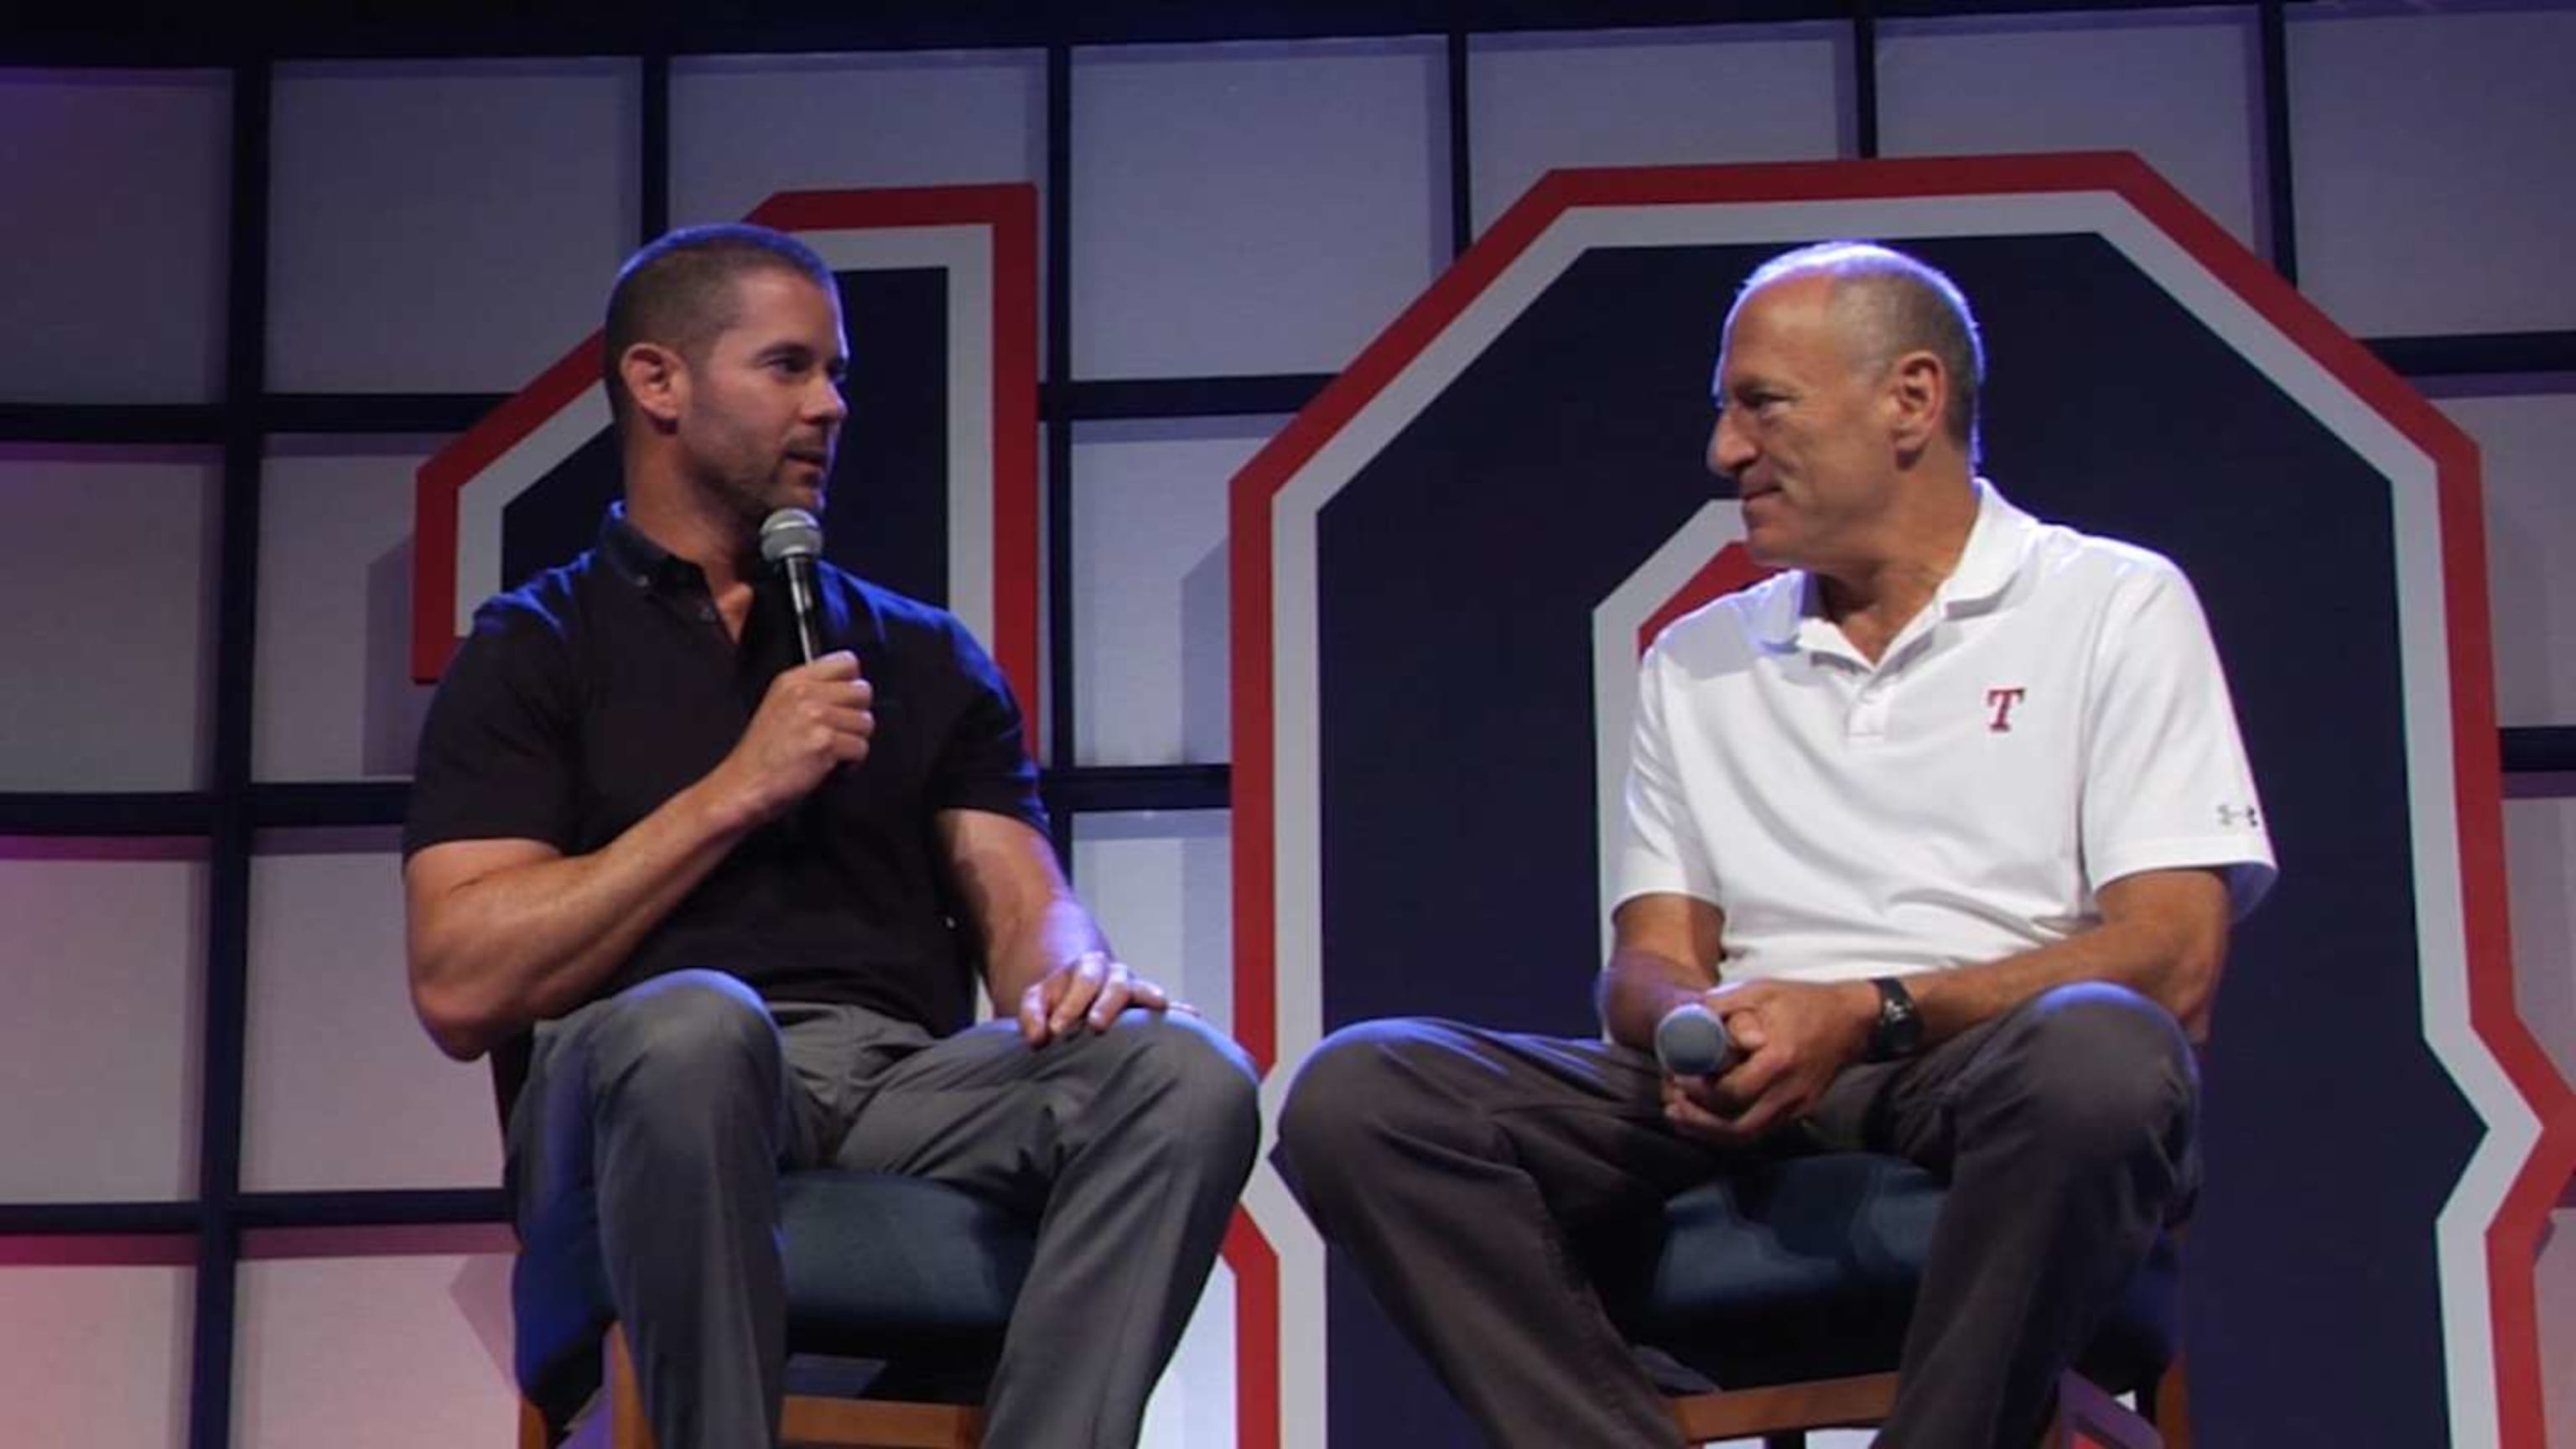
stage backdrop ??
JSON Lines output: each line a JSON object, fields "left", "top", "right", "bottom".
{"left": 1232, "top": 155, "right": 2575, "bottom": 1448}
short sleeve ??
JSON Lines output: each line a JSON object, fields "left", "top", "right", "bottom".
{"left": 2080, "top": 560, "right": 2277, "bottom": 917}
{"left": 927, "top": 616, "right": 1048, "bottom": 834}
{"left": 1613, "top": 641, "right": 1722, "bottom": 910}
{"left": 402, "top": 597, "right": 583, "bottom": 858}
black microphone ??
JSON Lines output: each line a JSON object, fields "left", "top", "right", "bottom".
{"left": 759, "top": 507, "right": 826, "bottom": 663}
{"left": 1654, "top": 1001, "right": 1738, "bottom": 1078}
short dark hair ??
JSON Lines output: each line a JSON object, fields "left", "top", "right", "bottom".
{"left": 602, "top": 223, "right": 838, "bottom": 423}
{"left": 1736, "top": 241, "right": 1986, "bottom": 463}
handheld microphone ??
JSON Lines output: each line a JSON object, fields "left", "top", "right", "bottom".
{"left": 758, "top": 507, "right": 827, "bottom": 663}
{"left": 1654, "top": 1002, "right": 1738, "bottom": 1078}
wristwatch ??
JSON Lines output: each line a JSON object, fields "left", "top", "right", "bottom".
{"left": 1863, "top": 976, "right": 1924, "bottom": 1062}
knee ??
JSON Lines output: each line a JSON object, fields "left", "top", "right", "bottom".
{"left": 1098, "top": 1010, "right": 1262, "bottom": 1171}
{"left": 1275, "top": 1020, "right": 1454, "bottom": 1186}
{"left": 1977, "top": 984, "right": 2195, "bottom": 1163}
{"left": 591, "top": 969, "right": 781, "bottom": 1110}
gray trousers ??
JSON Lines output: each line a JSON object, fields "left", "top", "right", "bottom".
{"left": 508, "top": 969, "right": 1262, "bottom": 1449}
{"left": 1273, "top": 982, "right": 2199, "bottom": 1449}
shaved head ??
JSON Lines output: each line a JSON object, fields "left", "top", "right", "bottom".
{"left": 1732, "top": 242, "right": 1985, "bottom": 463}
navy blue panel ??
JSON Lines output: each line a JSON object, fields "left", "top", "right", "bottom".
{"left": 1311, "top": 234, "right": 2479, "bottom": 1446}
{"left": 501, "top": 267, "right": 953, "bottom": 608}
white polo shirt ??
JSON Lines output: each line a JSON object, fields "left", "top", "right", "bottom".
{"left": 1615, "top": 480, "right": 2276, "bottom": 984}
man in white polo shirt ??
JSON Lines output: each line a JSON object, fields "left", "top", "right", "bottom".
{"left": 1275, "top": 241, "right": 2274, "bottom": 1448}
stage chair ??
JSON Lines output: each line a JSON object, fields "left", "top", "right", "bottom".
{"left": 1606, "top": 1152, "right": 2186, "bottom": 1449}
{"left": 492, "top": 1036, "right": 1037, "bottom": 1449}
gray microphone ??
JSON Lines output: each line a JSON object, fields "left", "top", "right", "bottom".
{"left": 1654, "top": 1002, "right": 1738, "bottom": 1078}
{"left": 758, "top": 507, "right": 826, "bottom": 663}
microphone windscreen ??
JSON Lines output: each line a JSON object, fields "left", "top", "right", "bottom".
{"left": 760, "top": 507, "right": 823, "bottom": 564}
{"left": 1654, "top": 1002, "right": 1735, "bottom": 1077}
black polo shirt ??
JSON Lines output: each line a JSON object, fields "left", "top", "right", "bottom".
{"left": 403, "top": 506, "right": 1046, "bottom": 1037}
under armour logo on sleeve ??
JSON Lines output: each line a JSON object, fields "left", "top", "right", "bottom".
{"left": 2218, "top": 803, "right": 2262, "bottom": 828}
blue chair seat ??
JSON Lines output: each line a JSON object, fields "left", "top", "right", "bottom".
{"left": 1611, "top": 1153, "right": 2178, "bottom": 1394}
{"left": 513, "top": 1168, "right": 1037, "bottom": 1429}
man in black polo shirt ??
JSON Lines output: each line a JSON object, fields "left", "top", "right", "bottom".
{"left": 402, "top": 224, "right": 1259, "bottom": 1449}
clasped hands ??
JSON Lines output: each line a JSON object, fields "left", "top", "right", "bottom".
{"left": 1660, "top": 977, "right": 1879, "bottom": 1146}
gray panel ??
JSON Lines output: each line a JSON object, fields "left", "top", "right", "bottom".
{"left": 0, "top": 448, "right": 216, "bottom": 792}
{"left": 2504, "top": 796, "right": 2576, "bottom": 1095}
{"left": 1071, "top": 417, "right": 1278, "bottom": 767}
{"left": 1470, "top": 25, "right": 1848, "bottom": 236}
{"left": 255, "top": 438, "right": 444, "bottom": 782}
{"left": 2290, "top": 6, "right": 2576, "bottom": 336}
{"left": 0, "top": 844, "right": 204, "bottom": 1202}
{"left": 243, "top": 838, "right": 503, "bottom": 1193}
{"left": 267, "top": 60, "right": 639, "bottom": 392}
{"left": 1068, "top": 810, "right": 1234, "bottom": 1041}
{"left": 1880, "top": 8, "right": 2265, "bottom": 252}
{"left": 669, "top": 50, "right": 1045, "bottom": 225}
{"left": 1072, "top": 39, "right": 1448, "bottom": 379}
{"left": 2442, "top": 391, "right": 2576, "bottom": 729}
{"left": 0, "top": 1261, "right": 190, "bottom": 1449}
{"left": 232, "top": 1249, "right": 519, "bottom": 1448}
{"left": 0, "top": 70, "right": 230, "bottom": 404}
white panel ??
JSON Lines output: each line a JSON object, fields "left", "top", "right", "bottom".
{"left": 0, "top": 1258, "right": 190, "bottom": 1447}
{"left": 2504, "top": 796, "right": 2576, "bottom": 1093}
{"left": 0, "top": 847, "right": 203, "bottom": 1202}
{"left": 1072, "top": 39, "right": 1446, "bottom": 379}
{"left": 1068, "top": 808, "right": 1236, "bottom": 1448}
{"left": 1071, "top": 417, "right": 1275, "bottom": 766}
{"left": 234, "top": 1244, "right": 520, "bottom": 1449}
{"left": 256, "top": 438, "right": 444, "bottom": 782}
{"left": 0, "top": 448, "right": 215, "bottom": 791}
{"left": 2441, "top": 391, "right": 2576, "bottom": 729}
{"left": 2546, "top": 1205, "right": 2576, "bottom": 1449}
{"left": 1141, "top": 1258, "right": 1234, "bottom": 1449}
{"left": 245, "top": 836, "right": 503, "bottom": 1192}
{"left": 267, "top": 60, "right": 637, "bottom": 392}
{"left": 1469, "top": 25, "right": 1847, "bottom": 235}
{"left": 670, "top": 50, "right": 1043, "bottom": 225}
{"left": 1880, "top": 9, "right": 2264, "bottom": 251}
{"left": 2290, "top": 7, "right": 2576, "bottom": 337}
{"left": 1069, "top": 811, "right": 1233, "bottom": 1039}
{"left": 0, "top": 70, "right": 229, "bottom": 403}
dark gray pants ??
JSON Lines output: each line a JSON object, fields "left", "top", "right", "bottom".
{"left": 509, "top": 969, "right": 1262, "bottom": 1449}
{"left": 1273, "top": 982, "right": 2199, "bottom": 1449}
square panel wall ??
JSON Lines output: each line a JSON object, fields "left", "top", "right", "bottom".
{"left": 1072, "top": 38, "right": 1450, "bottom": 380}
{"left": 2290, "top": 5, "right": 2576, "bottom": 338}
{"left": 0, "top": 69, "right": 231, "bottom": 404}
{"left": 0, "top": 447, "right": 216, "bottom": 792}
{"left": 267, "top": 59, "right": 639, "bottom": 393}
{"left": 1877, "top": 8, "right": 2267, "bottom": 252}
{"left": 1070, "top": 417, "right": 1280, "bottom": 767}
{"left": 244, "top": 831, "right": 502, "bottom": 1193}
{"left": 1070, "top": 810, "right": 1233, "bottom": 1040}
{"left": 0, "top": 841, "right": 205, "bottom": 1203}
{"left": 1469, "top": 23, "right": 1850, "bottom": 236}
{"left": 2442, "top": 389, "right": 2576, "bottom": 730}
{"left": 0, "top": 1244, "right": 193, "bottom": 1449}
{"left": 669, "top": 49, "right": 1045, "bottom": 226}
{"left": 255, "top": 436, "right": 445, "bottom": 782}
{"left": 233, "top": 1228, "right": 521, "bottom": 1449}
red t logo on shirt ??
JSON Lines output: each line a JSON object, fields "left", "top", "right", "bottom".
{"left": 1986, "top": 687, "right": 2028, "bottom": 732}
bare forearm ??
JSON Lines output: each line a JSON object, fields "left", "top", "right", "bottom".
{"left": 979, "top": 891, "right": 1106, "bottom": 1009}
{"left": 1597, "top": 947, "right": 1719, "bottom": 1055}
{"left": 408, "top": 780, "right": 754, "bottom": 1058}
{"left": 1909, "top": 899, "right": 2225, "bottom": 1046}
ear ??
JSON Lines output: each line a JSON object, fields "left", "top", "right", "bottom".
{"left": 1884, "top": 350, "right": 1946, "bottom": 457}
{"left": 618, "top": 343, "right": 686, "bottom": 428}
